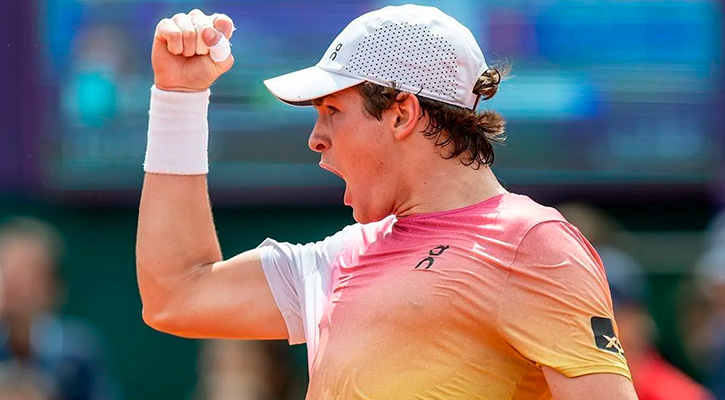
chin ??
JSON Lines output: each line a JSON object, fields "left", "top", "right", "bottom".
{"left": 350, "top": 206, "right": 365, "bottom": 224}
{"left": 351, "top": 204, "right": 388, "bottom": 225}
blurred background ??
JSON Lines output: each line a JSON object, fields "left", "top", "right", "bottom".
{"left": 0, "top": 0, "right": 723, "bottom": 399}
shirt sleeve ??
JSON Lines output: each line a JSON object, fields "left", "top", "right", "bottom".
{"left": 257, "top": 223, "right": 363, "bottom": 345}
{"left": 498, "top": 220, "right": 632, "bottom": 379}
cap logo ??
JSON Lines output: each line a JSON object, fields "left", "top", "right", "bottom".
{"left": 329, "top": 43, "right": 343, "bottom": 61}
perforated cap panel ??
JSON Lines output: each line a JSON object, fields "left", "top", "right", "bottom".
{"left": 264, "top": 5, "right": 488, "bottom": 109}
{"left": 344, "top": 22, "right": 458, "bottom": 102}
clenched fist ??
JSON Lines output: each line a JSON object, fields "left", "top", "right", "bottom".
{"left": 152, "top": 9, "right": 235, "bottom": 92}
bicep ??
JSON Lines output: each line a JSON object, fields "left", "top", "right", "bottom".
{"left": 146, "top": 223, "right": 364, "bottom": 341}
{"left": 150, "top": 247, "right": 288, "bottom": 340}
{"left": 543, "top": 367, "right": 638, "bottom": 400}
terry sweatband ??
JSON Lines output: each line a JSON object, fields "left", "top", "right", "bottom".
{"left": 144, "top": 85, "right": 211, "bottom": 175}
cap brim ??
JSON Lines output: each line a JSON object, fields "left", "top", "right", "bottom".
{"left": 263, "top": 66, "right": 365, "bottom": 106}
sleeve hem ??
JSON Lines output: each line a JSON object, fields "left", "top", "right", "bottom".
{"left": 280, "top": 311, "right": 306, "bottom": 345}
{"left": 556, "top": 364, "right": 632, "bottom": 381}
{"left": 258, "top": 243, "right": 307, "bottom": 345}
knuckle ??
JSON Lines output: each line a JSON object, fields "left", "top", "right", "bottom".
{"left": 167, "top": 30, "right": 182, "bottom": 41}
{"left": 214, "top": 15, "right": 234, "bottom": 32}
{"left": 213, "top": 13, "right": 230, "bottom": 24}
{"left": 172, "top": 12, "right": 186, "bottom": 21}
{"left": 156, "top": 18, "right": 170, "bottom": 29}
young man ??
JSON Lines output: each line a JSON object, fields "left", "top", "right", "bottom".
{"left": 137, "top": 5, "right": 638, "bottom": 399}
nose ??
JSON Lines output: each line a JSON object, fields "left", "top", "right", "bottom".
{"left": 308, "top": 122, "right": 330, "bottom": 153}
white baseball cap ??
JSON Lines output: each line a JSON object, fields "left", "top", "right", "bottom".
{"left": 263, "top": 4, "right": 489, "bottom": 110}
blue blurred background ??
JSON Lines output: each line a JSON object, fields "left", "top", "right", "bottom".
{"left": 0, "top": 0, "right": 723, "bottom": 399}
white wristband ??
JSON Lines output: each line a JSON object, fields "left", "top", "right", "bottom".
{"left": 144, "top": 85, "right": 211, "bottom": 175}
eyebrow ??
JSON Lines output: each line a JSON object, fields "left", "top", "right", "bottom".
{"left": 311, "top": 94, "right": 340, "bottom": 108}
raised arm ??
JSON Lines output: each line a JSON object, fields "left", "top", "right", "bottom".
{"left": 136, "top": 9, "right": 287, "bottom": 340}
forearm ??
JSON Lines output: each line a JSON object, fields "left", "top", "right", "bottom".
{"left": 136, "top": 87, "right": 222, "bottom": 313}
{"left": 136, "top": 173, "right": 223, "bottom": 321}
{"left": 136, "top": 173, "right": 222, "bottom": 289}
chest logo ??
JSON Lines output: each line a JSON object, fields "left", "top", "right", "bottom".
{"left": 414, "top": 245, "right": 450, "bottom": 270}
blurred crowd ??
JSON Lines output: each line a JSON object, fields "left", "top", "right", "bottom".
{"left": 0, "top": 207, "right": 724, "bottom": 400}
{"left": 0, "top": 218, "right": 119, "bottom": 400}
{"left": 690, "top": 212, "right": 725, "bottom": 399}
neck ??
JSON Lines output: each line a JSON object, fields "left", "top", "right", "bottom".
{"left": 391, "top": 160, "right": 507, "bottom": 218}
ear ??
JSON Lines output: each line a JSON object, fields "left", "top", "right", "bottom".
{"left": 388, "top": 92, "right": 423, "bottom": 141}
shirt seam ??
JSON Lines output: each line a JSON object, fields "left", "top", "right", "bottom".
{"left": 495, "top": 219, "right": 573, "bottom": 397}
{"left": 506, "top": 362, "right": 533, "bottom": 400}
{"left": 495, "top": 219, "right": 569, "bottom": 337}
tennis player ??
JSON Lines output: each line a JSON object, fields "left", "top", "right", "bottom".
{"left": 137, "top": 5, "right": 638, "bottom": 399}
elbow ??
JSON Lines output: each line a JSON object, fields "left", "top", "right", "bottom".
{"left": 140, "top": 296, "right": 203, "bottom": 338}
{"left": 137, "top": 261, "right": 210, "bottom": 338}
{"left": 141, "top": 304, "right": 198, "bottom": 338}
{"left": 141, "top": 302, "right": 177, "bottom": 334}
{"left": 137, "top": 263, "right": 190, "bottom": 335}
{"left": 142, "top": 305, "right": 167, "bottom": 332}
{"left": 137, "top": 278, "right": 173, "bottom": 333}
{"left": 138, "top": 284, "right": 184, "bottom": 335}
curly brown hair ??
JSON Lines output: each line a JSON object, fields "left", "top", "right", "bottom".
{"left": 354, "top": 66, "right": 509, "bottom": 169}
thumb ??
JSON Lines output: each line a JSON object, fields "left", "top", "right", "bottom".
{"left": 201, "top": 26, "right": 233, "bottom": 70}
{"left": 202, "top": 26, "right": 222, "bottom": 47}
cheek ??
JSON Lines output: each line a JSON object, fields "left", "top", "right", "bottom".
{"left": 334, "top": 114, "right": 392, "bottom": 187}
{"left": 345, "top": 145, "right": 387, "bottom": 187}
{"left": 344, "top": 127, "right": 388, "bottom": 168}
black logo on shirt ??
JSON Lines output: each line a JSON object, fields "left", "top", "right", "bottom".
{"left": 591, "top": 316, "right": 624, "bottom": 356}
{"left": 414, "top": 245, "right": 450, "bottom": 270}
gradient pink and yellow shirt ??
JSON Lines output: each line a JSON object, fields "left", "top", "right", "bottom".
{"left": 260, "top": 193, "right": 630, "bottom": 399}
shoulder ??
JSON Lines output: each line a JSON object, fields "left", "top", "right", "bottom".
{"left": 495, "top": 193, "right": 571, "bottom": 242}
{"left": 280, "top": 215, "right": 398, "bottom": 270}
{"left": 500, "top": 193, "right": 566, "bottom": 222}
{"left": 496, "top": 194, "right": 599, "bottom": 268}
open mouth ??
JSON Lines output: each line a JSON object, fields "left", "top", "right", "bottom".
{"left": 319, "top": 162, "right": 344, "bottom": 180}
{"left": 320, "top": 161, "right": 352, "bottom": 206}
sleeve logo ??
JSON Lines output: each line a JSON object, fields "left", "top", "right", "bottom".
{"left": 590, "top": 316, "right": 625, "bottom": 356}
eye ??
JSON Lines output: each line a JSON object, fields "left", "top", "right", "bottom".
{"left": 327, "top": 106, "right": 339, "bottom": 115}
